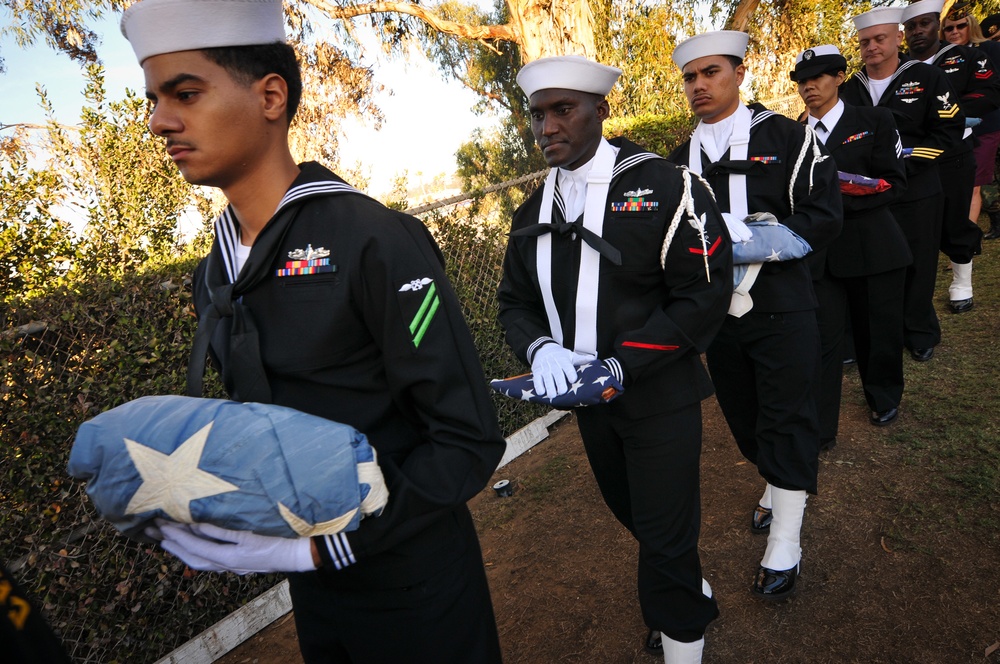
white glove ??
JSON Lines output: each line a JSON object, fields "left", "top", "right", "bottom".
{"left": 531, "top": 343, "right": 578, "bottom": 397}
{"left": 722, "top": 212, "right": 753, "bottom": 243}
{"left": 153, "top": 520, "right": 316, "bottom": 575}
{"left": 570, "top": 351, "right": 598, "bottom": 366}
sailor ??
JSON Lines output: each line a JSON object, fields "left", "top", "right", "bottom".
{"left": 841, "top": 7, "right": 966, "bottom": 361}
{"left": 498, "top": 55, "right": 732, "bottom": 664}
{"left": 939, "top": 1, "right": 1000, "bottom": 244}
{"left": 119, "top": 1, "right": 506, "bottom": 661}
{"left": 666, "top": 31, "right": 842, "bottom": 602}
{"left": 902, "top": 0, "right": 994, "bottom": 314}
{"left": 793, "top": 45, "right": 911, "bottom": 434}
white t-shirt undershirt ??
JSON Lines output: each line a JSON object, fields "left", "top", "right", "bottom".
{"left": 235, "top": 241, "right": 251, "bottom": 275}
{"left": 867, "top": 76, "right": 892, "bottom": 105}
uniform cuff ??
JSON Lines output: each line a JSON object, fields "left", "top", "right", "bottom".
{"left": 315, "top": 532, "right": 356, "bottom": 570}
{"left": 527, "top": 336, "right": 557, "bottom": 363}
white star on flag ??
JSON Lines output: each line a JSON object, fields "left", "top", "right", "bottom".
{"left": 766, "top": 249, "right": 783, "bottom": 261}
{"left": 123, "top": 422, "right": 239, "bottom": 523}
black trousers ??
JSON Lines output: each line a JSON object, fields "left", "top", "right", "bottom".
{"left": 286, "top": 507, "right": 501, "bottom": 664}
{"left": 575, "top": 402, "right": 719, "bottom": 643}
{"left": 706, "top": 310, "right": 821, "bottom": 494}
{"left": 814, "top": 268, "right": 906, "bottom": 439}
{"left": 891, "top": 195, "right": 943, "bottom": 351}
{"left": 938, "top": 148, "right": 984, "bottom": 264}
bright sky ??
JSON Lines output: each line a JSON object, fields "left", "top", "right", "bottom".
{"left": 0, "top": 13, "right": 497, "bottom": 198}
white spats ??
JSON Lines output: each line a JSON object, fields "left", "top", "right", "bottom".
{"left": 949, "top": 260, "right": 973, "bottom": 300}
{"left": 661, "top": 635, "right": 705, "bottom": 664}
{"left": 761, "top": 486, "right": 807, "bottom": 571}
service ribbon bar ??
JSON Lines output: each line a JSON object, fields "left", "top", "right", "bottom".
{"left": 276, "top": 258, "right": 336, "bottom": 277}
{"left": 611, "top": 197, "right": 659, "bottom": 212}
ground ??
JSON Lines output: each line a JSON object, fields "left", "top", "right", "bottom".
{"left": 217, "top": 379, "right": 999, "bottom": 664}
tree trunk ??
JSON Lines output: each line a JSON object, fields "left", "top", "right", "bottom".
{"left": 505, "top": 0, "right": 597, "bottom": 62}
{"left": 726, "top": 0, "right": 761, "bottom": 32}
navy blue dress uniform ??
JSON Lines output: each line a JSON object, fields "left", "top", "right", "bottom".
{"left": 668, "top": 104, "right": 842, "bottom": 495}
{"left": 499, "top": 135, "right": 731, "bottom": 649}
{"left": 792, "top": 46, "right": 912, "bottom": 435}
{"left": 841, "top": 47, "right": 965, "bottom": 357}
{"left": 668, "top": 30, "right": 842, "bottom": 605}
{"left": 190, "top": 162, "right": 506, "bottom": 662}
{"left": 122, "top": 2, "right": 505, "bottom": 662}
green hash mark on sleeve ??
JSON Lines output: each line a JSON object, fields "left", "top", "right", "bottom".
{"left": 409, "top": 282, "right": 440, "bottom": 347}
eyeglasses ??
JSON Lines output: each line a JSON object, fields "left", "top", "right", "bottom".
{"left": 944, "top": 22, "right": 969, "bottom": 32}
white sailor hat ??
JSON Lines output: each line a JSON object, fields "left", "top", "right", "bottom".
{"left": 516, "top": 55, "right": 622, "bottom": 99}
{"left": 901, "top": 0, "right": 945, "bottom": 23}
{"left": 671, "top": 31, "right": 750, "bottom": 70}
{"left": 791, "top": 45, "right": 848, "bottom": 81}
{"left": 852, "top": 7, "right": 905, "bottom": 31}
{"left": 121, "top": 0, "right": 286, "bottom": 64}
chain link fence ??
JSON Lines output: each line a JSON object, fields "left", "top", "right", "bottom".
{"left": 0, "top": 169, "right": 550, "bottom": 663}
{"left": 2, "top": 96, "right": 809, "bottom": 662}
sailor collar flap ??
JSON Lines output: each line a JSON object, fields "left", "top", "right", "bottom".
{"left": 187, "top": 163, "right": 368, "bottom": 401}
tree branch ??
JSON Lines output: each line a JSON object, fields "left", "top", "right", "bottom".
{"left": 303, "top": 0, "right": 519, "bottom": 44}
{"left": 725, "top": 0, "right": 761, "bottom": 32}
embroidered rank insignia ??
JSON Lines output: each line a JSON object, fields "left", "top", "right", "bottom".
{"left": 842, "top": 131, "right": 872, "bottom": 144}
{"left": 937, "top": 90, "right": 961, "bottom": 118}
{"left": 398, "top": 278, "right": 439, "bottom": 348}
{"left": 276, "top": 258, "right": 336, "bottom": 277}
{"left": 611, "top": 197, "right": 659, "bottom": 212}
{"left": 749, "top": 155, "right": 780, "bottom": 164}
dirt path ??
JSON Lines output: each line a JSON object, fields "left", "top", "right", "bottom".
{"left": 218, "top": 382, "right": 999, "bottom": 663}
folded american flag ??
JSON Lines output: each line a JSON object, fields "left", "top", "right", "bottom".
{"left": 68, "top": 395, "right": 388, "bottom": 541}
{"left": 490, "top": 361, "right": 623, "bottom": 408}
{"left": 838, "top": 170, "right": 892, "bottom": 196}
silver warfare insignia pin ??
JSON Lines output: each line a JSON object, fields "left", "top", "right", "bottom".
{"left": 288, "top": 244, "right": 331, "bottom": 260}
{"left": 623, "top": 188, "right": 653, "bottom": 197}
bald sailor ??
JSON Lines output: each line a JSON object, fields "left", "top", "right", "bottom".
{"left": 666, "top": 31, "right": 842, "bottom": 602}
{"left": 498, "top": 55, "right": 732, "bottom": 663}
{"left": 841, "top": 7, "right": 965, "bottom": 361}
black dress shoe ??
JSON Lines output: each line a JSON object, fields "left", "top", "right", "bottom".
{"left": 751, "top": 563, "right": 799, "bottom": 601}
{"left": 949, "top": 298, "right": 973, "bottom": 314}
{"left": 644, "top": 629, "right": 662, "bottom": 655}
{"left": 820, "top": 437, "right": 837, "bottom": 452}
{"left": 842, "top": 357, "right": 857, "bottom": 365}
{"left": 870, "top": 407, "right": 898, "bottom": 426}
{"left": 751, "top": 505, "right": 772, "bottom": 534}
{"left": 910, "top": 347, "right": 934, "bottom": 362}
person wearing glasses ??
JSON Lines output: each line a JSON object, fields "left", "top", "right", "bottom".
{"left": 942, "top": 3, "right": 1000, "bottom": 240}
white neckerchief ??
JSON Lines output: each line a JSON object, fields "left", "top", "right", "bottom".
{"left": 689, "top": 104, "right": 751, "bottom": 220}
{"left": 688, "top": 104, "right": 759, "bottom": 316}
{"left": 809, "top": 99, "right": 845, "bottom": 144}
{"left": 536, "top": 138, "right": 619, "bottom": 355}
